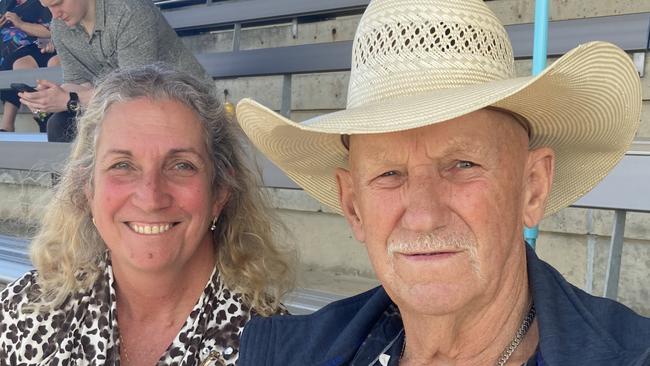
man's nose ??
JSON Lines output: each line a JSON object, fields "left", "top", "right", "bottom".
{"left": 131, "top": 170, "right": 172, "bottom": 212}
{"left": 401, "top": 173, "right": 451, "bottom": 233}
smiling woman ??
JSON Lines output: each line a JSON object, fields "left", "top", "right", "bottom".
{"left": 91, "top": 98, "right": 227, "bottom": 278}
{"left": 0, "top": 65, "right": 295, "bottom": 365}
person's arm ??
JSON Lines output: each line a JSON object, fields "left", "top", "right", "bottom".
{"left": 18, "top": 28, "right": 93, "bottom": 113}
{"left": 2, "top": 12, "right": 51, "bottom": 38}
{"left": 61, "top": 83, "right": 93, "bottom": 106}
{"left": 19, "top": 81, "right": 93, "bottom": 113}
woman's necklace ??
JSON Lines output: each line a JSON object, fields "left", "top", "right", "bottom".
{"left": 399, "top": 303, "right": 536, "bottom": 366}
{"left": 119, "top": 332, "right": 130, "bottom": 364}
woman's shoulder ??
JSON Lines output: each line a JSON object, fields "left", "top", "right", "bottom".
{"left": 0, "top": 271, "right": 42, "bottom": 346}
{"left": 0, "top": 270, "right": 40, "bottom": 312}
{"left": 0, "top": 271, "right": 69, "bottom": 363}
{"left": 0, "top": 269, "right": 113, "bottom": 363}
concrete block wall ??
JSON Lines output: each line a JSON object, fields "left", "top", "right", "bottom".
{"left": 1, "top": 0, "right": 649, "bottom": 315}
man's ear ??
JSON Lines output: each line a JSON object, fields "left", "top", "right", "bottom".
{"left": 335, "top": 167, "right": 365, "bottom": 243}
{"left": 523, "top": 147, "right": 555, "bottom": 227}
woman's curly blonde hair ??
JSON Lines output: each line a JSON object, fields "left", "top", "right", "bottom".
{"left": 30, "top": 64, "right": 295, "bottom": 316}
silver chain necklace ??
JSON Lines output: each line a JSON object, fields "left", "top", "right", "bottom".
{"left": 495, "top": 303, "right": 536, "bottom": 366}
{"left": 399, "top": 303, "right": 536, "bottom": 366}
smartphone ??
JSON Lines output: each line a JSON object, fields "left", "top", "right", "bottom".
{"left": 10, "top": 83, "right": 37, "bottom": 93}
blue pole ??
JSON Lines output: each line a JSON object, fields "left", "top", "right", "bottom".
{"left": 532, "top": 0, "right": 549, "bottom": 76}
{"left": 525, "top": 0, "right": 549, "bottom": 250}
{"left": 524, "top": 226, "right": 539, "bottom": 249}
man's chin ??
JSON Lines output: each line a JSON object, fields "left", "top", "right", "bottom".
{"left": 385, "top": 279, "right": 476, "bottom": 316}
{"left": 391, "top": 252, "right": 474, "bottom": 281}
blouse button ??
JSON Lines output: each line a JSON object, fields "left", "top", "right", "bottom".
{"left": 200, "top": 351, "right": 225, "bottom": 366}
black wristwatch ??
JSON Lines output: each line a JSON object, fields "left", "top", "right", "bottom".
{"left": 67, "top": 92, "right": 80, "bottom": 113}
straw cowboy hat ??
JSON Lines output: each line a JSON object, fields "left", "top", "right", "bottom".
{"left": 236, "top": 0, "right": 641, "bottom": 216}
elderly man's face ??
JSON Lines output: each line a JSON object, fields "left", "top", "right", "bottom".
{"left": 337, "top": 109, "right": 553, "bottom": 316}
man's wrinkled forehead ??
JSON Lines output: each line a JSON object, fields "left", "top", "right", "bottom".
{"left": 349, "top": 131, "right": 496, "bottom": 166}
{"left": 341, "top": 107, "right": 531, "bottom": 155}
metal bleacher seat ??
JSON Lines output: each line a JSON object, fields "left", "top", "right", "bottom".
{"left": 153, "top": 0, "right": 207, "bottom": 9}
{"left": 0, "top": 234, "right": 32, "bottom": 284}
{"left": 1, "top": 0, "right": 649, "bottom": 308}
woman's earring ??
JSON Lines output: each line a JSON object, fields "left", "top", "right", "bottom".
{"left": 210, "top": 217, "right": 217, "bottom": 231}
{"left": 92, "top": 217, "right": 96, "bottom": 226}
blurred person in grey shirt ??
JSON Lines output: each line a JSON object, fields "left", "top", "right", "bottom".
{"left": 18, "top": 0, "right": 211, "bottom": 142}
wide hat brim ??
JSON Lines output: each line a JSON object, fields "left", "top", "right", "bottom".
{"left": 237, "top": 42, "right": 641, "bottom": 217}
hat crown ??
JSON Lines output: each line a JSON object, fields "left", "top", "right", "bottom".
{"left": 348, "top": 0, "right": 515, "bottom": 109}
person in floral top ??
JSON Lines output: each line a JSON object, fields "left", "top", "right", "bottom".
{"left": 0, "top": 0, "right": 59, "bottom": 132}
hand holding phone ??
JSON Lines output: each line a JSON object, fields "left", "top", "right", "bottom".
{"left": 10, "top": 83, "right": 37, "bottom": 93}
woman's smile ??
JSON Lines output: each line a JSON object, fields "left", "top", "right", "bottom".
{"left": 126, "top": 222, "right": 179, "bottom": 235}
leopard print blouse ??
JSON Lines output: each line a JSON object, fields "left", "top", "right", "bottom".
{"left": 0, "top": 257, "right": 251, "bottom": 365}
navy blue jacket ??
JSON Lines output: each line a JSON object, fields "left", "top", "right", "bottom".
{"left": 239, "top": 246, "right": 650, "bottom": 365}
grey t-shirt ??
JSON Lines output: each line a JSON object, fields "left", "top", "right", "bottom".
{"left": 51, "top": 0, "right": 211, "bottom": 86}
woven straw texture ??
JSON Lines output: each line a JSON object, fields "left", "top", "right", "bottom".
{"left": 236, "top": 0, "right": 641, "bottom": 217}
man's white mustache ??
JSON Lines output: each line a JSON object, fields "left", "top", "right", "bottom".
{"left": 387, "top": 231, "right": 476, "bottom": 256}
{"left": 387, "top": 231, "right": 482, "bottom": 275}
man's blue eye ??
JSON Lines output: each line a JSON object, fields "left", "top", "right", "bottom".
{"left": 456, "top": 161, "right": 475, "bottom": 169}
{"left": 380, "top": 171, "right": 398, "bottom": 177}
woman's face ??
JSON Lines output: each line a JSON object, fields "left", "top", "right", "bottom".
{"left": 88, "top": 97, "right": 228, "bottom": 274}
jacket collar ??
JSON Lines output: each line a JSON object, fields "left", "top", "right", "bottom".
{"left": 93, "top": 0, "right": 104, "bottom": 32}
{"left": 318, "top": 288, "right": 394, "bottom": 366}
{"left": 525, "top": 245, "right": 626, "bottom": 364}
